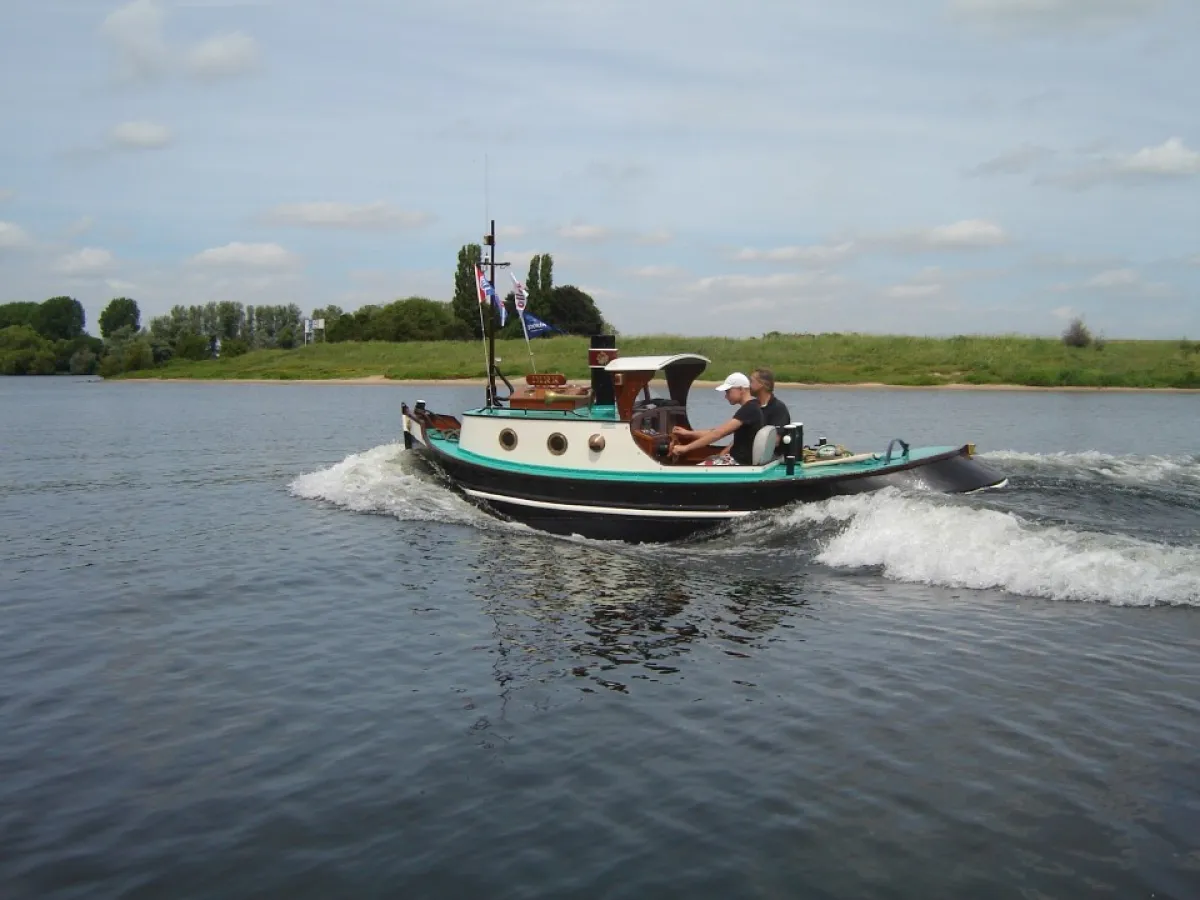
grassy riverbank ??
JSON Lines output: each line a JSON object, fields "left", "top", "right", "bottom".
{"left": 119, "top": 334, "right": 1200, "bottom": 388}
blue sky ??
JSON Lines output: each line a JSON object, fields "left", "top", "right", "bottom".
{"left": 1, "top": 0, "right": 1198, "bottom": 338}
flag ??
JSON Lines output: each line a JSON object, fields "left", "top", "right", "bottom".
{"left": 476, "top": 264, "right": 506, "bottom": 327}
{"left": 522, "top": 310, "right": 557, "bottom": 337}
{"left": 510, "top": 272, "right": 528, "bottom": 312}
{"left": 475, "top": 264, "right": 494, "bottom": 306}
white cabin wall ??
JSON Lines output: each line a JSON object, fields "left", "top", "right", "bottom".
{"left": 459, "top": 416, "right": 665, "bottom": 473}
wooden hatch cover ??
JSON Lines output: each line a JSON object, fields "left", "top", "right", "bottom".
{"left": 509, "top": 372, "right": 592, "bottom": 410}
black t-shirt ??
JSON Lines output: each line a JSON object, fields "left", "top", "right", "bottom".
{"left": 760, "top": 395, "right": 791, "bottom": 429}
{"left": 729, "top": 399, "right": 764, "bottom": 465}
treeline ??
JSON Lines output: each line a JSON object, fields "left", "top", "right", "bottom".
{"left": 147, "top": 302, "right": 305, "bottom": 357}
{"left": 0, "top": 297, "right": 103, "bottom": 375}
{"left": 1, "top": 247, "right": 612, "bottom": 376}
{"left": 310, "top": 250, "right": 609, "bottom": 344}
{"left": 0, "top": 295, "right": 306, "bottom": 376}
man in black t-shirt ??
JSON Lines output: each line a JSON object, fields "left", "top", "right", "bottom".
{"left": 751, "top": 367, "right": 790, "bottom": 457}
{"left": 670, "top": 371, "right": 764, "bottom": 465}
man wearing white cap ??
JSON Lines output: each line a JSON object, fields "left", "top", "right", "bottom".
{"left": 669, "top": 371, "right": 764, "bottom": 465}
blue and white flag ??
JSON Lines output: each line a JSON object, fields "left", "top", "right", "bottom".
{"left": 522, "top": 310, "right": 557, "bottom": 337}
{"left": 476, "top": 265, "right": 506, "bottom": 326}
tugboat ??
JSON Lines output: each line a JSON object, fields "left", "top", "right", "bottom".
{"left": 401, "top": 222, "right": 1006, "bottom": 543}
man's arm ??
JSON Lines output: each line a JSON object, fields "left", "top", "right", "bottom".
{"left": 671, "top": 416, "right": 743, "bottom": 456}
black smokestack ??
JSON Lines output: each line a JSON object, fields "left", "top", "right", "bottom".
{"left": 588, "top": 334, "right": 618, "bottom": 406}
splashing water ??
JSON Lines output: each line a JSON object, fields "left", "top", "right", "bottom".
{"left": 982, "top": 449, "right": 1200, "bottom": 489}
{"left": 289, "top": 443, "right": 485, "bottom": 525}
{"left": 778, "top": 488, "right": 1200, "bottom": 607}
{"left": 291, "top": 446, "right": 1200, "bottom": 607}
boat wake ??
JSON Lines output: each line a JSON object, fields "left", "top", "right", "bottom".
{"left": 288, "top": 443, "right": 489, "bottom": 526}
{"left": 981, "top": 449, "right": 1200, "bottom": 488}
{"left": 763, "top": 488, "right": 1200, "bottom": 607}
{"left": 292, "top": 446, "right": 1200, "bottom": 608}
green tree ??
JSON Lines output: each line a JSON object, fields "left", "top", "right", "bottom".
{"left": 34, "top": 296, "right": 85, "bottom": 341}
{"left": 526, "top": 255, "right": 542, "bottom": 304}
{"left": 69, "top": 347, "right": 98, "bottom": 375}
{"left": 122, "top": 338, "right": 154, "bottom": 372}
{"left": 0, "top": 302, "right": 39, "bottom": 330}
{"left": 546, "top": 285, "right": 604, "bottom": 335}
{"left": 220, "top": 338, "right": 249, "bottom": 357}
{"left": 0, "top": 325, "right": 54, "bottom": 375}
{"left": 451, "top": 243, "right": 484, "bottom": 339}
{"left": 175, "top": 332, "right": 210, "bottom": 361}
{"left": 99, "top": 297, "right": 140, "bottom": 337}
{"left": 366, "top": 297, "right": 471, "bottom": 342}
{"left": 538, "top": 254, "right": 553, "bottom": 305}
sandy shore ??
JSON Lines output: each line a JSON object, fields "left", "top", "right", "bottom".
{"left": 123, "top": 375, "right": 1199, "bottom": 393}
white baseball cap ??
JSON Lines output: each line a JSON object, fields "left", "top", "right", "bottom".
{"left": 715, "top": 371, "right": 750, "bottom": 392}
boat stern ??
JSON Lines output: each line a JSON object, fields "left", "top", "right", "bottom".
{"left": 401, "top": 401, "right": 424, "bottom": 450}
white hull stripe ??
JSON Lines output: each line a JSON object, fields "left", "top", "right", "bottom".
{"left": 462, "top": 488, "right": 753, "bottom": 519}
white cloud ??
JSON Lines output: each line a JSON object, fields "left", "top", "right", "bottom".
{"left": 1042, "top": 138, "right": 1200, "bottom": 188}
{"left": 1086, "top": 268, "right": 1139, "bottom": 288}
{"left": 110, "top": 120, "right": 173, "bottom": 149}
{"left": 0, "top": 221, "right": 32, "bottom": 250}
{"left": 626, "top": 265, "right": 682, "bottom": 278}
{"left": 733, "top": 241, "right": 856, "bottom": 264}
{"left": 186, "top": 31, "right": 260, "bottom": 79}
{"left": 57, "top": 248, "right": 117, "bottom": 275}
{"left": 1055, "top": 266, "right": 1173, "bottom": 297}
{"left": 689, "top": 272, "right": 846, "bottom": 294}
{"left": 101, "top": 0, "right": 169, "bottom": 82}
{"left": 1118, "top": 137, "right": 1200, "bottom": 176}
{"left": 969, "top": 143, "right": 1055, "bottom": 176}
{"left": 558, "top": 223, "right": 611, "bottom": 241}
{"left": 949, "top": 0, "right": 1164, "bottom": 32}
{"left": 65, "top": 217, "right": 96, "bottom": 238}
{"left": 636, "top": 230, "right": 673, "bottom": 245}
{"left": 189, "top": 242, "right": 299, "bottom": 268}
{"left": 885, "top": 282, "right": 944, "bottom": 299}
{"left": 106, "top": 279, "right": 139, "bottom": 294}
{"left": 262, "top": 202, "right": 432, "bottom": 230}
{"left": 885, "top": 219, "right": 1010, "bottom": 250}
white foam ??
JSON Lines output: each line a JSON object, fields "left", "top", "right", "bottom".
{"left": 785, "top": 489, "right": 1200, "bottom": 607}
{"left": 289, "top": 443, "right": 483, "bottom": 524}
{"left": 983, "top": 450, "right": 1200, "bottom": 487}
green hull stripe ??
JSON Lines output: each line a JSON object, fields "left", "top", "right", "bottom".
{"left": 421, "top": 436, "right": 959, "bottom": 484}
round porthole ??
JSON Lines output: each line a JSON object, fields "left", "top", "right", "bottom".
{"left": 499, "top": 428, "right": 518, "bottom": 451}
{"left": 547, "top": 432, "right": 568, "bottom": 456}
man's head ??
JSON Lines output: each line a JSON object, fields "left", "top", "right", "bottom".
{"left": 715, "top": 371, "right": 752, "bottom": 405}
{"left": 750, "top": 367, "right": 775, "bottom": 396}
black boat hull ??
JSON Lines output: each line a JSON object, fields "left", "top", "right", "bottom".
{"left": 410, "top": 438, "right": 1005, "bottom": 543}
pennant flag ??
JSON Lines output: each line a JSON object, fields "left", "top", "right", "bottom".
{"left": 510, "top": 272, "right": 528, "bottom": 312}
{"left": 522, "top": 310, "right": 558, "bottom": 337}
{"left": 494, "top": 291, "right": 507, "bottom": 327}
{"left": 475, "top": 265, "right": 495, "bottom": 306}
{"left": 475, "top": 264, "right": 506, "bottom": 326}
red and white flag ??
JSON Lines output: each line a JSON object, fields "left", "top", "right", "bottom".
{"left": 510, "top": 272, "right": 528, "bottom": 312}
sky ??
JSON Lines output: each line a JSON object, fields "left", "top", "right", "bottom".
{"left": 1, "top": 0, "right": 1198, "bottom": 339}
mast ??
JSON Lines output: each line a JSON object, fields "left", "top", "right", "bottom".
{"left": 485, "top": 218, "right": 497, "bottom": 407}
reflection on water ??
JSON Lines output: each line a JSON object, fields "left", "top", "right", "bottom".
{"left": 463, "top": 534, "right": 813, "bottom": 694}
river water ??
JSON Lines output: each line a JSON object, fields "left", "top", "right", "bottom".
{"left": 2, "top": 377, "right": 1198, "bottom": 899}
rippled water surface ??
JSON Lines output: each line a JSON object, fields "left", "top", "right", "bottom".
{"left": 2, "top": 377, "right": 1199, "bottom": 899}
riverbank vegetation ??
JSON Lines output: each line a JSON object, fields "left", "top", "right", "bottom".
{"left": 121, "top": 332, "right": 1200, "bottom": 389}
{"left": 4, "top": 242, "right": 1198, "bottom": 387}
